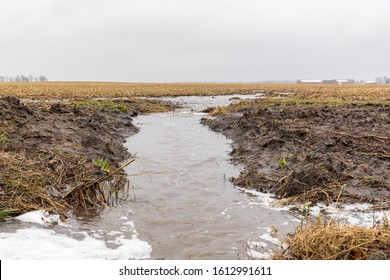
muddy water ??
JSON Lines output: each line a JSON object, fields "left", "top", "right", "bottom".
{"left": 0, "top": 95, "right": 298, "bottom": 260}
{"left": 118, "top": 96, "right": 297, "bottom": 259}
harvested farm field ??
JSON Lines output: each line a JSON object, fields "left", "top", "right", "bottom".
{"left": 1, "top": 82, "right": 390, "bottom": 101}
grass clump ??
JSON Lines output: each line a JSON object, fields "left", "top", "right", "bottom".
{"left": 277, "top": 155, "right": 287, "bottom": 168}
{"left": 0, "top": 131, "right": 9, "bottom": 144}
{"left": 0, "top": 209, "right": 14, "bottom": 220}
{"left": 126, "top": 98, "right": 173, "bottom": 113}
{"left": 93, "top": 157, "right": 111, "bottom": 173}
{"left": 204, "top": 106, "right": 229, "bottom": 116}
{"left": 274, "top": 217, "right": 390, "bottom": 260}
{"left": 66, "top": 99, "right": 129, "bottom": 113}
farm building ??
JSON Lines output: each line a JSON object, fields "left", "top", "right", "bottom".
{"left": 363, "top": 81, "right": 377, "bottom": 84}
{"left": 296, "top": 79, "right": 323, "bottom": 84}
{"left": 334, "top": 79, "right": 350, "bottom": 84}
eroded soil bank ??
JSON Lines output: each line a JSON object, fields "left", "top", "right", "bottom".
{"left": 201, "top": 100, "right": 390, "bottom": 208}
{"left": 0, "top": 96, "right": 174, "bottom": 218}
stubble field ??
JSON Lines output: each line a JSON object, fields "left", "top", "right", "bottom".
{"left": 1, "top": 82, "right": 390, "bottom": 102}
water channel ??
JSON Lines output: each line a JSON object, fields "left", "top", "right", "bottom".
{"left": 0, "top": 95, "right": 298, "bottom": 259}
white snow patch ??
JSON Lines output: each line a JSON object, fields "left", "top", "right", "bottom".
{"left": 246, "top": 241, "right": 273, "bottom": 260}
{"left": 15, "top": 210, "right": 67, "bottom": 227}
{"left": 15, "top": 210, "right": 46, "bottom": 225}
{"left": 260, "top": 232, "right": 282, "bottom": 247}
{"left": 239, "top": 187, "right": 389, "bottom": 227}
{"left": 341, "top": 203, "right": 371, "bottom": 211}
{"left": 237, "top": 187, "right": 291, "bottom": 212}
{"left": 0, "top": 227, "right": 151, "bottom": 260}
{"left": 309, "top": 203, "right": 389, "bottom": 227}
{"left": 2, "top": 210, "right": 152, "bottom": 259}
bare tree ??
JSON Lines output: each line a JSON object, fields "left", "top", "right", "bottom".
{"left": 39, "top": 75, "right": 48, "bottom": 82}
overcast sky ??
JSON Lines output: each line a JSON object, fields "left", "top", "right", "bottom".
{"left": 1, "top": 0, "right": 389, "bottom": 82}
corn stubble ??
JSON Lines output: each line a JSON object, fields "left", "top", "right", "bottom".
{"left": 1, "top": 82, "right": 390, "bottom": 101}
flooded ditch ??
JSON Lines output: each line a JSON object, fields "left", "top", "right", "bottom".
{"left": 120, "top": 96, "right": 297, "bottom": 259}
{"left": 1, "top": 95, "right": 388, "bottom": 260}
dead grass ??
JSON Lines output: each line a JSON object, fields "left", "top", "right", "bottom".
{"left": 203, "top": 106, "right": 229, "bottom": 116}
{"left": 274, "top": 216, "right": 390, "bottom": 260}
{"left": 0, "top": 150, "right": 68, "bottom": 217}
{"left": 0, "top": 148, "right": 134, "bottom": 219}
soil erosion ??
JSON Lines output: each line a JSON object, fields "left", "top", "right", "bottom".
{"left": 201, "top": 100, "right": 390, "bottom": 208}
{"left": 0, "top": 96, "right": 173, "bottom": 218}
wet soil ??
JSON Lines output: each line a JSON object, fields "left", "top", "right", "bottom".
{"left": 0, "top": 96, "right": 174, "bottom": 217}
{"left": 201, "top": 103, "right": 390, "bottom": 207}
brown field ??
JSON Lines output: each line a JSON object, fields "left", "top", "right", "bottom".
{"left": 1, "top": 82, "right": 390, "bottom": 101}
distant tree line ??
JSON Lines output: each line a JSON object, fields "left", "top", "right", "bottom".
{"left": 375, "top": 76, "right": 390, "bottom": 84}
{"left": 0, "top": 75, "right": 48, "bottom": 82}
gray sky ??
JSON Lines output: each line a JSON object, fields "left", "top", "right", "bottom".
{"left": 1, "top": 0, "right": 389, "bottom": 82}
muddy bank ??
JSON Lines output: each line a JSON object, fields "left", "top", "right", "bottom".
{"left": 201, "top": 101, "right": 390, "bottom": 207}
{"left": 0, "top": 96, "right": 174, "bottom": 218}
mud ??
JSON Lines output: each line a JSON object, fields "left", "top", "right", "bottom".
{"left": 0, "top": 96, "right": 174, "bottom": 217}
{"left": 201, "top": 102, "right": 390, "bottom": 207}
